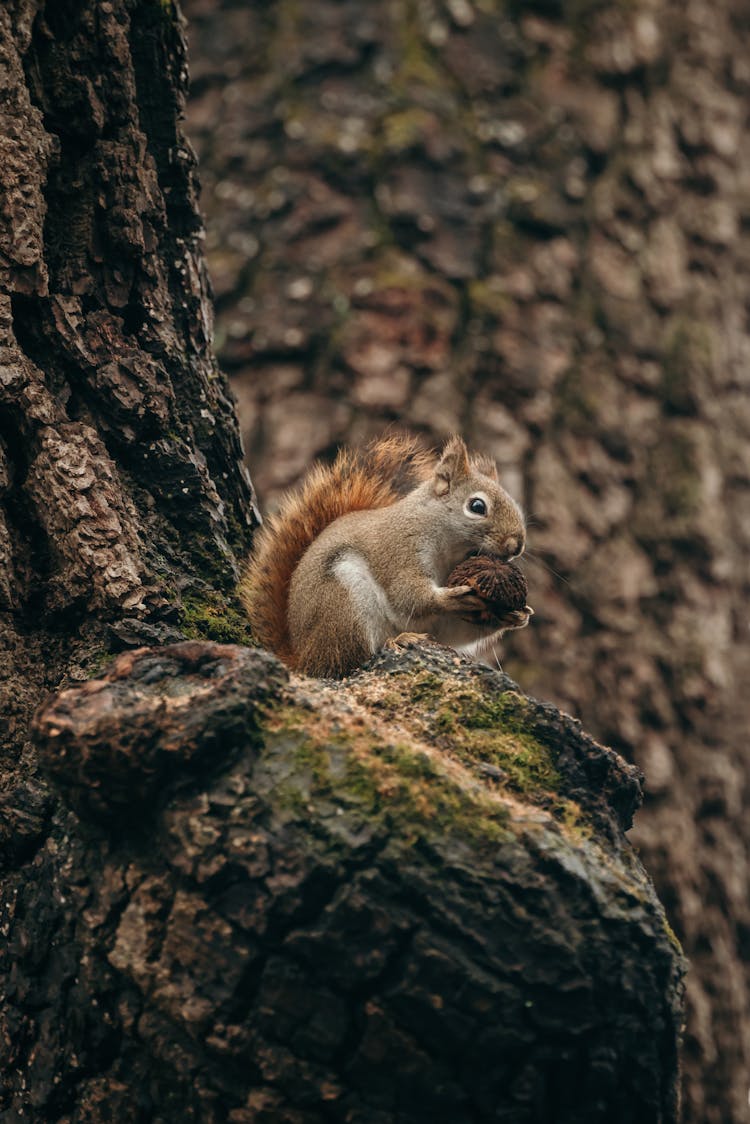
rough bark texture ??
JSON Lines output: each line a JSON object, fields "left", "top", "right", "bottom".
{"left": 0, "top": 0, "right": 259, "bottom": 774}
{"left": 12, "top": 638, "right": 681, "bottom": 1123}
{"left": 183, "top": 1, "right": 750, "bottom": 1119}
{"left": 0, "top": 2, "right": 686, "bottom": 1119}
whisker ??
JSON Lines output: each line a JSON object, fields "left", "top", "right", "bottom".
{"left": 523, "top": 550, "right": 569, "bottom": 585}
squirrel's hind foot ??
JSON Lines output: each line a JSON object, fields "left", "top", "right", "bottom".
{"left": 385, "top": 631, "right": 433, "bottom": 653}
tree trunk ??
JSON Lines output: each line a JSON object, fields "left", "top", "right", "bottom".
{"left": 0, "top": 0, "right": 259, "bottom": 772}
{"left": 184, "top": 1, "right": 750, "bottom": 1119}
{"left": 24, "top": 637, "right": 683, "bottom": 1123}
{"left": 0, "top": 2, "right": 684, "bottom": 1120}
{"left": 0, "top": 0, "right": 250, "bottom": 1106}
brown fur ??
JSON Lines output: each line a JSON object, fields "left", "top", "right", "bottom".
{"left": 242, "top": 433, "right": 528, "bottom": 676}
{"left": 239, "top": 434, "right": 435, "bottom": 668}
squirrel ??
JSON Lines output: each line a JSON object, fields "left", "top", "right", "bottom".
{"left": 240, "top": 433, "right": 530, "bottom": 678}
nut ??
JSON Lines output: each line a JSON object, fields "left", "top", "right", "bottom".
{"left": 447, "top": 556, "right": 529, "bottom": 621}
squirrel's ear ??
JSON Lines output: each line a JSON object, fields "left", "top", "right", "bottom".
{"left": 473, "top": 453, "right": 499, "bottom": 482}
{"left": 434, "top": 436, "right": 470, "bottom": 496}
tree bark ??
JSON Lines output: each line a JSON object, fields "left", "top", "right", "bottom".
{"left": 0, "top": 0, "right": 252, "bottom": 1106}
{"left": 0, "top": 2, "right": 685, "bottom": 1120}
{"left": 23, "top": 638, "right": 683, "bottom": 1123}
{"left": 183, "top": 1, "right": 750, "bottom": 1119}
{"left": 0, "top": 0, "right": 258, "bottom": 771}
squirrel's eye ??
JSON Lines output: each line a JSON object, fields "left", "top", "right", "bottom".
{"left": 467, "top": 497, "right": 487, "bottom": 516}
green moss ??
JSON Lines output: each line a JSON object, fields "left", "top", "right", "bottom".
{"left": 180, "top": 591, "right": 255, "bottom": 646}
{"left": 222, "top": 506, "right": 256, "bottom": 560}
{"left": 259, "top": 665, "right": 597, "bottom": 848}
{"left": 82, "top": 647, "right": 116, "bottom": 678}
{"left": 663, "top": 917, "right": 684, "bottom": 956}
{"left": 262, "top": 709, "right": 513, "bottom": 848}
{"left": 360, "top": 671, "right": 591, "bottom": 840}
{"left": 292, "top": 736, "right": 334, "bottom": 787}
{"left": 434, "top": 687, "right": 564, "bottom": 797}
{"left": 408, "top": 671, "right": 445, "bottom": 701}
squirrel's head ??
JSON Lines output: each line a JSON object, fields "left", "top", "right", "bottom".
{"left": 432, "top": 436, "right": 526, "bottom": 562}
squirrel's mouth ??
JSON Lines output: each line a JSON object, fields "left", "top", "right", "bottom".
{"left": 467, "top": 548, "right": 505, "bottom": 563}
{"left": 468, "top": 549, "right": 526, "bottom": 569}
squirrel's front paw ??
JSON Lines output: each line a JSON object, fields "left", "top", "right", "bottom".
{"left": 442, "top": 585, "right": 487, "bottom": 612}
{"left": 494, "top": 605, "right": 534, "bottom": 630}
{"left": 458, "top": 603, "right": 534, "bottom": 629}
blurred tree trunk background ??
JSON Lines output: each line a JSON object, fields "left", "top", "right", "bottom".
{"left": 183, "top": 0, "right": 750, "bottom": 1120}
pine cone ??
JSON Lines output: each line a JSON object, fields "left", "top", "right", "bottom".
{"left": 447, "top": 556, "right": 529, "bottom": 622}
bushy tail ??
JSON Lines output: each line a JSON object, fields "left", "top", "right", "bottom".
{"left": 239, "top": 433, "right": 435, "bottom": 667}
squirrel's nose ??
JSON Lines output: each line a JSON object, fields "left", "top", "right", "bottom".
{"left": 502, "top": 533, "right": 525, "bottom": 560}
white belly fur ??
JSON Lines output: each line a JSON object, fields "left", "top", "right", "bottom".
{"left": 332, "top": 550, "right": 400, "bottom": 652}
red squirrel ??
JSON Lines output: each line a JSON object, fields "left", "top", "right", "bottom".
{"left": 240, "top": 434, "right": 530, "bottom": 677}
